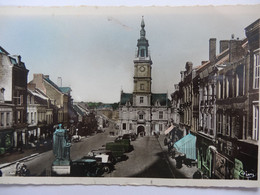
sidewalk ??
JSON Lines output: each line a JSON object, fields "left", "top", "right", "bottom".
{"left": 0, "top": 144, "right": 51, "bottom": 168}
{"left": 157, "top": 135, "right": 199, "bottom": 179}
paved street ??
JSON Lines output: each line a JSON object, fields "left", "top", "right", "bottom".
{"left": 1, "top": 126, "right": 197, "bottom": 178}
{"left": 107, "top": 135, "right": 174, "bottom": 178}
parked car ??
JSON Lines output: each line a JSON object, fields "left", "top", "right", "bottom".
{"left": 105, "top": 142, "right": 127, "bottom": 161}
{"left": 70, "top": 158, "right": 102, "bottom": 177}
{"left": 123, "top": 133, "right": 137, "bottom": 141}
{"left": 87, "top": 149, "right": 116, "bottom": 173}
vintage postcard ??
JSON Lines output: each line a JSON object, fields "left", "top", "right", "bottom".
{"left": 0, "top": 5, "right": 259, "bottom": 188}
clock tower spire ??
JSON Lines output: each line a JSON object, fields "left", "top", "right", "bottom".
{"left": 133, "top": 16, "right": 152, "bottom": 106}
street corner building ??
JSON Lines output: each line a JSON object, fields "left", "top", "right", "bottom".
{"left": 0, "top": 47, "right": 29, "bottom": 153}
{"left": 171, "top": 18, "right": 260, "bottom": 180}
{"left": 119, "top": 17, "right": 171, "bottom": 137}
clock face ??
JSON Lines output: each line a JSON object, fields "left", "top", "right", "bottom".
{"left": 139, "top": 66, "right": 145, "bottom": 72}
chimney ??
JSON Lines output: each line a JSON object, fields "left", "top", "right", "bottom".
{"left": 57, "top": 77, "right": 62, "bottom": 87}
{"left": 229, "top": 39, "right": 244, "bottom": 62}
{"left": 17, "top": 55, "right": 21, "bottom": 65}
{"left": 44, "top": 75, "right": 49, "bottom": 79}
{"left": 201, "top": 61, "right": 208, "bottom": 65}
{"left": 219, "top": 40, "right": 229, "bottom": 53}
{"left": 209, "top": 38, "right": 216, "bottom": 62}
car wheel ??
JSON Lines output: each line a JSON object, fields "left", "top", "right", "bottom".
{"left": 102, "top": 165, "right": 110, "bottom": 173}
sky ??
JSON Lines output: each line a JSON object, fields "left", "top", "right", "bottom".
{"left": 0, "top": 5, "right": 260, "bottom": 103}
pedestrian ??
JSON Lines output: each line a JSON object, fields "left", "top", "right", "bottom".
{"left": 18, "top": 140, "right": 24, "bottom": 153}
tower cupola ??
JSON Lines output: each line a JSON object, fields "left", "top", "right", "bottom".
{"left": 136, "top": 16, "right": 150, "bottom": 59}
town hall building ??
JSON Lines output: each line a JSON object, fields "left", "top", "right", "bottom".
{"left": 119, "top": 17, "right": 171, "bottom": 136}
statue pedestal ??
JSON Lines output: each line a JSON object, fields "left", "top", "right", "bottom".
{"left": 52, "top": 165, "right": 71, "bottom": 175}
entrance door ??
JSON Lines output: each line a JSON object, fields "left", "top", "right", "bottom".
{"left": 137, "top": 126, "right": 145, "bottom": 136}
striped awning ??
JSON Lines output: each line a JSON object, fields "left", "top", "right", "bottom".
{"left": 164, "top": 125, "right": 174, "bottom": 135}
{"left": 174, "top": 133, "right": 196, "bottom": 160}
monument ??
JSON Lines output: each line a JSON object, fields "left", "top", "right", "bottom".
{"left": 52, "top": 124, "right": 72, "bottom": 175}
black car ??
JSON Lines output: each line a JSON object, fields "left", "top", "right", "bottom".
{"left": 70, "top": 158, "right": 102, "bottom": 177}
{"left": 122, "top": 133, "right": 137, "bottom": 141}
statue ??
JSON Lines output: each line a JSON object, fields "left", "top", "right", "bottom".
{"left": 52, "top": 124, "right": 71, "bottom": 166}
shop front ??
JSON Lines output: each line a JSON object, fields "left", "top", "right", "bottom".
{"left": 0, "top": 129, "right": 14, "bottom": 154}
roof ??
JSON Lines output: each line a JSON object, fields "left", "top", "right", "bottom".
{"left": 44, "top": 77, "right": 63, "bottom": 93}
{"left": 28, "top": 89, "right": 49, "bottom": 100}
{"left": 59, "top": 87, "right": 71, "bottom": 94}
{"left": 120, "top": 93, "right": 133, "bottom": 105}
{"left": 0, "top": 46, "right": 9, "bottom": 55}
{"left": 151, "top": 93, "right": 168, "bottom": 106}
{"left": 73, "top": 105, "right": 85, "bottom": 116}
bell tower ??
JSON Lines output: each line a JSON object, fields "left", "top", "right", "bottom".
{"left": 133, "top": 16, "right": 153, "bottom": 107}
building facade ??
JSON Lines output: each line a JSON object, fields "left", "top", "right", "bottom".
{"left": 171, "top": 18, "right": 259, "bottom": 180}
{"left": 119, "top": 17, "right": 171, "bottom": 136}
{"left": 0, "top": 46, "right": 29, "bottom": 150}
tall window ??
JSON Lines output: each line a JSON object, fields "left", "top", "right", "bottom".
{"left": 254, "top": 53, "right": 260, "bottom": 89}
{"left": 159, "top": 124, "right": 163, "bottom": 131}
{"left": 123, "top": 123, "right": 126, "bottom": 130}
{"left": 217, "top": 113, "right": 221, "bottom": 133}
{"left": 253, "top": 104, "right": 259, "bottom": 140}
{"left": 226, "top": 114, "right": 231, "bottom": 136}
{"left": 236, "top": 65, "right": 244, "bottom": 96}
{"left": 6, "top": 112, "right": 10, "bottom": 126}
{"left": 31, "top": 113, "right": 33, "bottom": 123}
{"left": 17, "top": 111, "right": 21, "bottom": 123}
{"left": 139, "top": 114, "right": 144, "bottom": 120}
{"left": 20, "top": 95, "right": 23, "bottom": 105}
{"left": 140, "top": 97, "right": 144, "bottom": 104}
{"left": 0, "top": 113, "right": 4, "bottom": 126}
{"left": 159, "top": 111, "right": 163, "bottom": 119}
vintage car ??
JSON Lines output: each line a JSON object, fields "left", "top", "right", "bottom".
{"left": 105, "top": 142, "right": 127, "bottom": 161}
{"left": 122, "top": 133, "right": 137, "bottom": 141}
{"left": 87, "top": 149, "right": 116, "bottom": 173}
{"left": 70, "top": 158, "right": 102, "bottom": 177}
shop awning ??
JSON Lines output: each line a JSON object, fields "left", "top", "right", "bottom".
{"left": 174, "top": 133, "right": 196, "bottom": 160}
{"left": 164, "top": 125, "right": 174, "bottom": 135}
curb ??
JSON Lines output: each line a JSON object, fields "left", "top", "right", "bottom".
{"left": 0, "top": 153, "right": 39, "bottom": 169}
